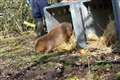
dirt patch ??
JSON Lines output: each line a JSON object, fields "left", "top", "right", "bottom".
{"left": 0, "top": 32, "right": 120, "bottom": 80}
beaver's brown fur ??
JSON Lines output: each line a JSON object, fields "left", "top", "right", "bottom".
{"left": 34, "top": 22, "right": 73, "bottom": 53}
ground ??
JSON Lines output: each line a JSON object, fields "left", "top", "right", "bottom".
{"left": 0, "top": 31, "right": 120, "bottom": 80}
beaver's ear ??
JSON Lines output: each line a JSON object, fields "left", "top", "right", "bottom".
{"left": 66, "top": 25, "right": 73, "bottom": 36}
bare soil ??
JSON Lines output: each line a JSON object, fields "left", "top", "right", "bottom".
{"left": 0, "top": 32, "right": 120, "bottom": 80}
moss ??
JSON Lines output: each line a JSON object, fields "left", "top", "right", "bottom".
{"left": 116, "top": 72, "right": 120, "bottom": 80}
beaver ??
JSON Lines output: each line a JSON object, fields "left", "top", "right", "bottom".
{"left": 34, "top": 22, "right": 73, "bottom": 53}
